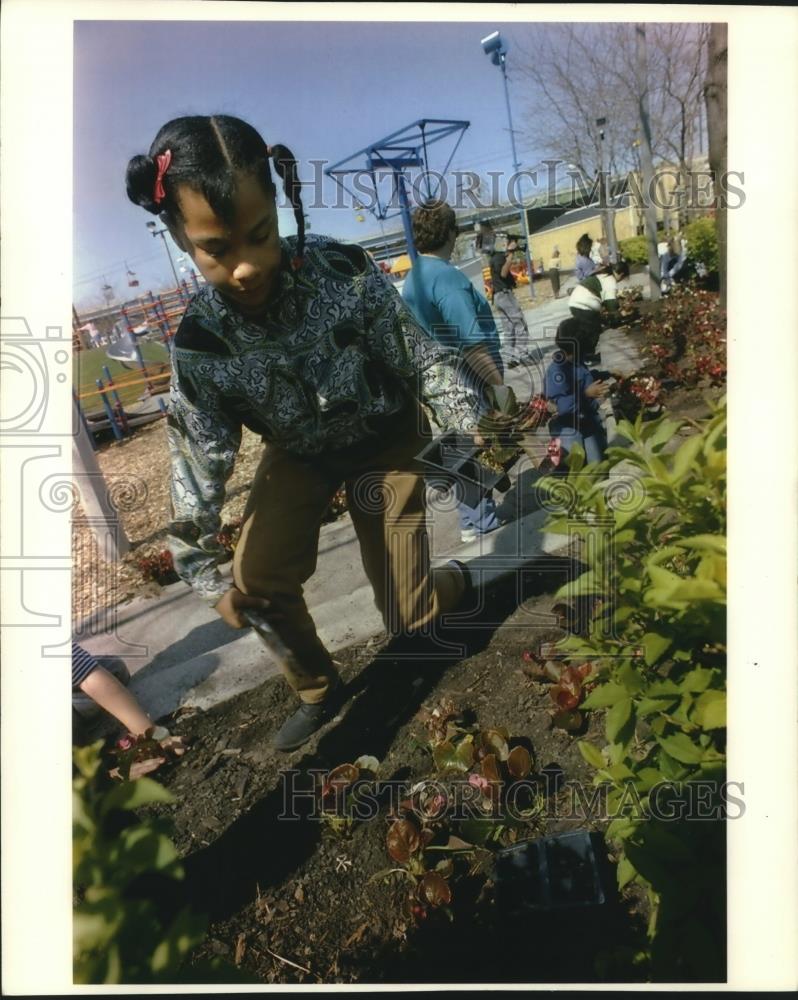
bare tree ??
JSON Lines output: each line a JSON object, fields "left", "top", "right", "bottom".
{"left": 512, "top": 22, "right": 708, "bottom": 228}
{"left": 654, "top": 23, "right": 709, "bottom": 227}
{"left": 704, "top": 24, "right": 728, "bottom": 308}
{"left": 635, "top": 24, "right": 663, "bottom": 301}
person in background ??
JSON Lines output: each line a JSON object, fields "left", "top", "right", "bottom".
{"left": 402, "top": 199, "right": 509, "bottom": 543}
{"left": 574, "top": 234, "right": 595, "bottom": 281}
{"left": 544, "top": 318, "right": 609, "bottom": 467}
{"left": 590, "top": 239, "right": 604, "bottom": 268}
{"left": 489, "top": 237, "right": 531, "bottom": 367}
{"left": 475, "top": 219, "right": 495, "bottom": 256}
{"left": 568, "top": 259, "right": 630, "bottom": 362}
{"left": 662, "top": 234, "right": 688, "bottom": 291}
{"left": 657, "top": 235, "right": 673, "bottom": 290}
{"left": 548, "top": 247, "right": 561, "bottom": 299}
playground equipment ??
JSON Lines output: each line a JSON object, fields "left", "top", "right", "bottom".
{"left": 73, "top": 273, "right": 202, "bottom": 442}
{"left": 119, "top": 272, "right": 201, "bottom": 345}
{"left": 105, "top": 323, "right": 150, "bottom": 365}
{"left": 326, "top": 119, "right": 470, "bottom": 263}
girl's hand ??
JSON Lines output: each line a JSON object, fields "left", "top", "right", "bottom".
{"left": 214, "top": 587, "right": 271, "bottom": 628}
{"left": 585, "top": 380, "right": 610, "bottom": 399}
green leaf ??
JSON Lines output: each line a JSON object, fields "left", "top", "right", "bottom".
{"left": 606, "top": 698, "right": 633, "bottom": 745}
{"left": 656, "top": 733, "right": 705, "bottom": 765}
{"left": 73, "top": 741, "right": 106, "bottom": 781}
{"left": 646, "top": 679, "right": 682, "bottom": 697}
{"left": 607, "top": 817, "right": 638, "bottom": 841}
{"left": 565, "top": 441, "right": 586, "bottom": 473}
{"left": 558, "top": 635, "right": 598, "bottom": 656}
{"left": 115, "top": 826, "right": 182, "bottom": 875}
{"left": 636, "top": 767, "right": 665, "bottom": 791}
{"left": 636, "top": 696, "right": 679, "bottom": 718}
{"left": 582, "top": 682, "right": 628, "bottom": 710}
{"left": 615, "top": 419, "right": 638, "bottom": 443}
{"left": 642, "top": 632, "right": 673, "bottom": 666}
{"left": 617, "top": 662, "right": 645, "bottom": 694}
{"left": 100, "top": 777, "right": 176, "bottom": 816}
{"left": 692, "top": 690, "right": 726, "bottom": 730}
{"left": 648, "top": 418, "right": 685, "bottom": 450}
{"left": 669, "top": 434, "right": 704, "bottom": 483}
{"left": 555, "top": 572, "right": 605, "bottom": 598}
{"left": 612, "top": 604, "right": 636, "bottom": 625}
{"left": 150, "top": 908, "right": 208, "bottom": 975}
{"left": 669, "top": 577, "right": 725, "bottom": 603}
{"left": 606, "top": 741, "right": 627, "bottom": 766}
{"left": 578, "top": 741, "right": 605, "bottom": 769}
{"left": 617, "top": 856, "right": 637, "bottom": 889}
{"left": 646, "top": 455, "right": 672, "bottom": 484}
{"left": 606, "top": 763, "right": 635, "bottom": 782}
{"left": 645, "top": 544, "right": 692, "bottom": 568}
{"left": 455, "top": 739, "right": 476, "bottom": 769}
{"left": 432, "top": 741, "right": 470, "bottom": 773}
{"left": 657, "top": 750, "right": 688, "bottom": 781}
{"left": 677, "top": 534, "right": 727, "bottom": 554}
{"left": 458, "top": 819, "right": 497, "bottom": 846}
{"left": 646, "top": 564, "right": 684, "bottom": 599}
{"left": 678, "top": 666, "right": 716, "bottom": 692}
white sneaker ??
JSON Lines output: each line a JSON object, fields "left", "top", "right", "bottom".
{"left": 460, "top": 527, "right": 478, "bottom": 543}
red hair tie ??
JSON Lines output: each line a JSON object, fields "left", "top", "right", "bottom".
{"left": 153, "top": 149, "right": 172, "bottom": 206}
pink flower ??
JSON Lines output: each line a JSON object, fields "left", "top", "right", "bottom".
{"left": 468, "top": 774, "right": 490, "bottom": 792}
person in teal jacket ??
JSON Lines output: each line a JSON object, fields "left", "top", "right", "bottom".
{"left": 402, "top": 199, "right": 508, "bottom": 542}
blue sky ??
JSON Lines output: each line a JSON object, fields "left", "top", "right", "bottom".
{"left": 74, "top": 18, "right": 550, "bottom": 309}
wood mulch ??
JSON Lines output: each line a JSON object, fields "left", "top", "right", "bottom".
{"left": 72, "top": 421, "right": 265, "bottom": 625}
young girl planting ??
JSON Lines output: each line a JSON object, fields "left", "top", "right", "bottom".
{"left": 125, "top": 115, "right": 482, "bottom": 751}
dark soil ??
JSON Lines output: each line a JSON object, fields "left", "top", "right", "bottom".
{"left": 138, "top": 572, "right": 651, "bottom": 985}
{"left": 98, "top": 309, "right": 725, "bottom": 986}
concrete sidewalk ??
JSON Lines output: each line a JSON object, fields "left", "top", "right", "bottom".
{"left": 76, "top": 317, "right": 644, "bottom": 729}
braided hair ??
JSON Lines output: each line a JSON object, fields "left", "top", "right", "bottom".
{"left": 125, "top": 115, "right": 305, "bottom": 266}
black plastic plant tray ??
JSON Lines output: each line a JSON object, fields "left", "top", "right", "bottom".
{"left": 417, "top": 432, "right": 513, "bottom": 509}
{"left": 493, "top": 830, "right": 615, "bottom": 913}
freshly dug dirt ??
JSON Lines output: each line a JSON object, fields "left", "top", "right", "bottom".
{"left": 131, "top": 574, "right": 650, "bottom": 986}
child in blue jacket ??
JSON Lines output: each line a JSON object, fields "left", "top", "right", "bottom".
{"left": 544, "top": 318, "right": 610, "bottom": 466}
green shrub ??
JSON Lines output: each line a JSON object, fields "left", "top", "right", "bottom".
{"left": 619, "top": 236, "right": 651, "bottom": 265}
{"left": 683, "top": 216, "right": 719, "bottom": 272}
{"left": 537, "top": 398, "right": 727, "bottom": 981}
{"left": 73, "top": 743, "right": 250, "bottom": 984}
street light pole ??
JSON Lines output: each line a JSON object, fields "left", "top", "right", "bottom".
{"left": 146, "top": 222, "right": 180, "bottom": 289}
{"left": 481, "top": 31, "right": 535, "bottom": 299}
{"left": 596, "top": 117, "right": 619, "bottom": 263}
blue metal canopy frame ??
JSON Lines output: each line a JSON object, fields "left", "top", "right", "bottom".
{"left": 325, "top": 119, "right": 470, "bottom": 261}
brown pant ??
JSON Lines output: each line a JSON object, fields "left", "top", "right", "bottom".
{"left": 232, "top": 408, "right": 465, "bottom": 703}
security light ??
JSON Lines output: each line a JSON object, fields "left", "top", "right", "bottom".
{"left": 481, "top": 30, "right": 507, "bottom": 65}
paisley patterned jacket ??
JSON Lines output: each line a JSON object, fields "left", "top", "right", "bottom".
{"left": 166, "top": 234, "right": 481, "bottom": 603}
